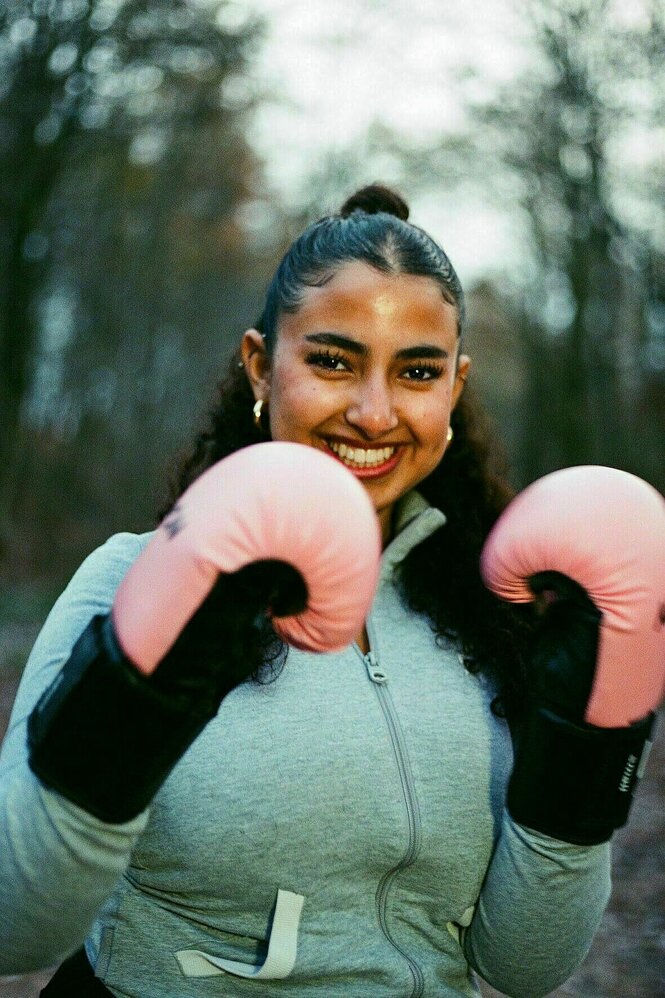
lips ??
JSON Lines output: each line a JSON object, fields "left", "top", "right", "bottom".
{"left": 323, "top": 439, "right": 405, "bottom": 480}
{"left": 327, "top": 440, "right": 397, "bottom": 469}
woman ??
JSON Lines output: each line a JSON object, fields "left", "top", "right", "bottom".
{"left": 0, "top": 185, "right": 611, "bottom": 997}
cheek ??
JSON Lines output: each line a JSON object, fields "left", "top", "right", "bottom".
{"left": 410, "top": 393, "right": 452, "bottom": 448}
{"left": 268, "top": 371, "right": 328, "bottom": 438}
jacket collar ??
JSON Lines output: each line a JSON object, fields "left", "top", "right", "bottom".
{"left": 380, "top": 491, "right": 446, "bottom": 579}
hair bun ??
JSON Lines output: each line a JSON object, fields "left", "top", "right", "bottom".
{"left": 340, "top": 184, "right": 410, "bottom": 221}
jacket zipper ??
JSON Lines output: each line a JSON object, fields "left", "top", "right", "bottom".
{"left": 362, "top": 648, "right": 425, "bottom": 998}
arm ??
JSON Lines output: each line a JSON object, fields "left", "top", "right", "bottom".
{"left": 464, "top": 465, "right": 664, "bottom": 997}
{"left": 463, "top": 813, "right": 610, "bottom": 997}
{"left": 0, "top": 534, "right": 150, "bottom": 973}
{"left": 0, "top": 442, "right": 381, "bottom": 973}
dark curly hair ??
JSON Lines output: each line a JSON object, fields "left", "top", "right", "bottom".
{"left": 160, "top": 183, "right": 532, "bottom": 718}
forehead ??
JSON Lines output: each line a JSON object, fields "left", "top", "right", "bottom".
{"left": 278, "top": 261, "right": 458, "bottom": 344}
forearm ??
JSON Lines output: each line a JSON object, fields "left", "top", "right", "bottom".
{"left": 464, "top": 813, "right": 611, "bottom": 998}
{"left": 0, "top": 534, "right": 149, "bottom": 972}
{"left": 0, "top": 768, "right": 148, "bottom": 973}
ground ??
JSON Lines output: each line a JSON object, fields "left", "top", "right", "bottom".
{"left": 0, "top": 669, "right": 663, "bottom": 998}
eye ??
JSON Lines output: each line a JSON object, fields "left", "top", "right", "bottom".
{"left": 305, "top": 349, "right": 350, "bottom": 372}
{"left": 401, "top": 363, "right": 444, "bottom": 382}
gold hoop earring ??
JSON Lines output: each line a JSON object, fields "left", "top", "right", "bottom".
{"left": 253, "top": 398, "right": 267, "bottom": 432}
{"left": 446, "top": 426, "right": 454, "bottom": 444}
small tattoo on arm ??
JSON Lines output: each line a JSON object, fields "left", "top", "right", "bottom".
{"left": 163, "top": 503, "right": 185, "bottom": 539}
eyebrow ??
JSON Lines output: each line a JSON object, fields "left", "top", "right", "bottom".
{"left": 303, "top": 332, "right": 449, "bottom": 360}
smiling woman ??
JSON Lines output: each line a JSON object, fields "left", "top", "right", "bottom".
{"left": 1, "top": 185, "right": 616, "bottom": 998}
{"left": 242, "top": 258, "right": 469, "bottom": 541}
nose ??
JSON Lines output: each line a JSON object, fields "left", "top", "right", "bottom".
{"left": 345, "top": 375, "right": 399, "bottom": 439}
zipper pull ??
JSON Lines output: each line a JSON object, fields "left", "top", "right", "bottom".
{"left": 364, "top": 651, "right": 387, "bottom": 685}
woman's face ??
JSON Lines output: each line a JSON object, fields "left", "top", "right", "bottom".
{"left": 242, "top": 261, "right": 470, "bottom": 542}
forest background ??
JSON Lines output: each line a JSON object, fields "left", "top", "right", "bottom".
{"left": 0, "top": 1, "right": 663, "bottom": 995}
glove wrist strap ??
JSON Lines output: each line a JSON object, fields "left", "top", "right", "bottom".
{"left": 28, "top": 615, "right": 225, "bottom": 823}
{"left": 508, "top": 706, "right": 655, "bottom": 844}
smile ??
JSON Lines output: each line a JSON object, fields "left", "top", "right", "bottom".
{"left": 327, "top": 440, "right": 399, "bottom": 471}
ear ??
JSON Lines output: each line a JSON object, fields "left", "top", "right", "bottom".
{"left": 241, "top": 328, "right": 271, "bottom": 401}
{"left": 451, "top": 354, "right": 471, "bottom": 410}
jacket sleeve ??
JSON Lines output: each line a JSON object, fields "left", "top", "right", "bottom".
{"left": 0, "top": 534, "right": 151, "bottom": 974}
{"left": 463, "top": 811, "right": 611, "bottom": 998}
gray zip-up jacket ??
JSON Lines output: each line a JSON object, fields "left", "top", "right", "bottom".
{"left": 0, "top": 492, "right": 611, "bottom": 997}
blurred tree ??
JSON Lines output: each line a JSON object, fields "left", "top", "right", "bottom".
{"left": 460, "top": 0, "right": 665, "bottom": 483}
{"left": 340, "top": 0, "right": 665, "bottom": 486}
{"left": 0, "top": 0, "right": 272, "bottom": 572}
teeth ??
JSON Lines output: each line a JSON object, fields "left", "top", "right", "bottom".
{"left": 328, "top": 442, "right": 396, "bottom": 467}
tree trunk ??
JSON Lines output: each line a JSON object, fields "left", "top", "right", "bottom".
{"left": 0, "top": 146, "right": 58, "bottom": 559}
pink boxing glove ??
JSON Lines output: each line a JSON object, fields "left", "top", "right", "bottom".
{"left": 481, "top": 465, "right": 665, "bottom": 726}
{"left": 29, "top": 443, "right": 381, "bottom": 822}
{"left": 480, "top": 465, "right": 665, "bottom": 843}
{"left": 113, "top": 441, "right": 381, "bottom": 668}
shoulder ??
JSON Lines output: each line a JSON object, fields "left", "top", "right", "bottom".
{"left": 41, "top": 530, "right": 154, "bottom": 653}
{"left": 34, "top": 531, "right": 154, "bottom": 630}
{"left": 71, "top": 531, "right": 152, "bottom": 589}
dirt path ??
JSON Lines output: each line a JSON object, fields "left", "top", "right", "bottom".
{"left": 1, "top": 673, "right": 663, "bottom": 997}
